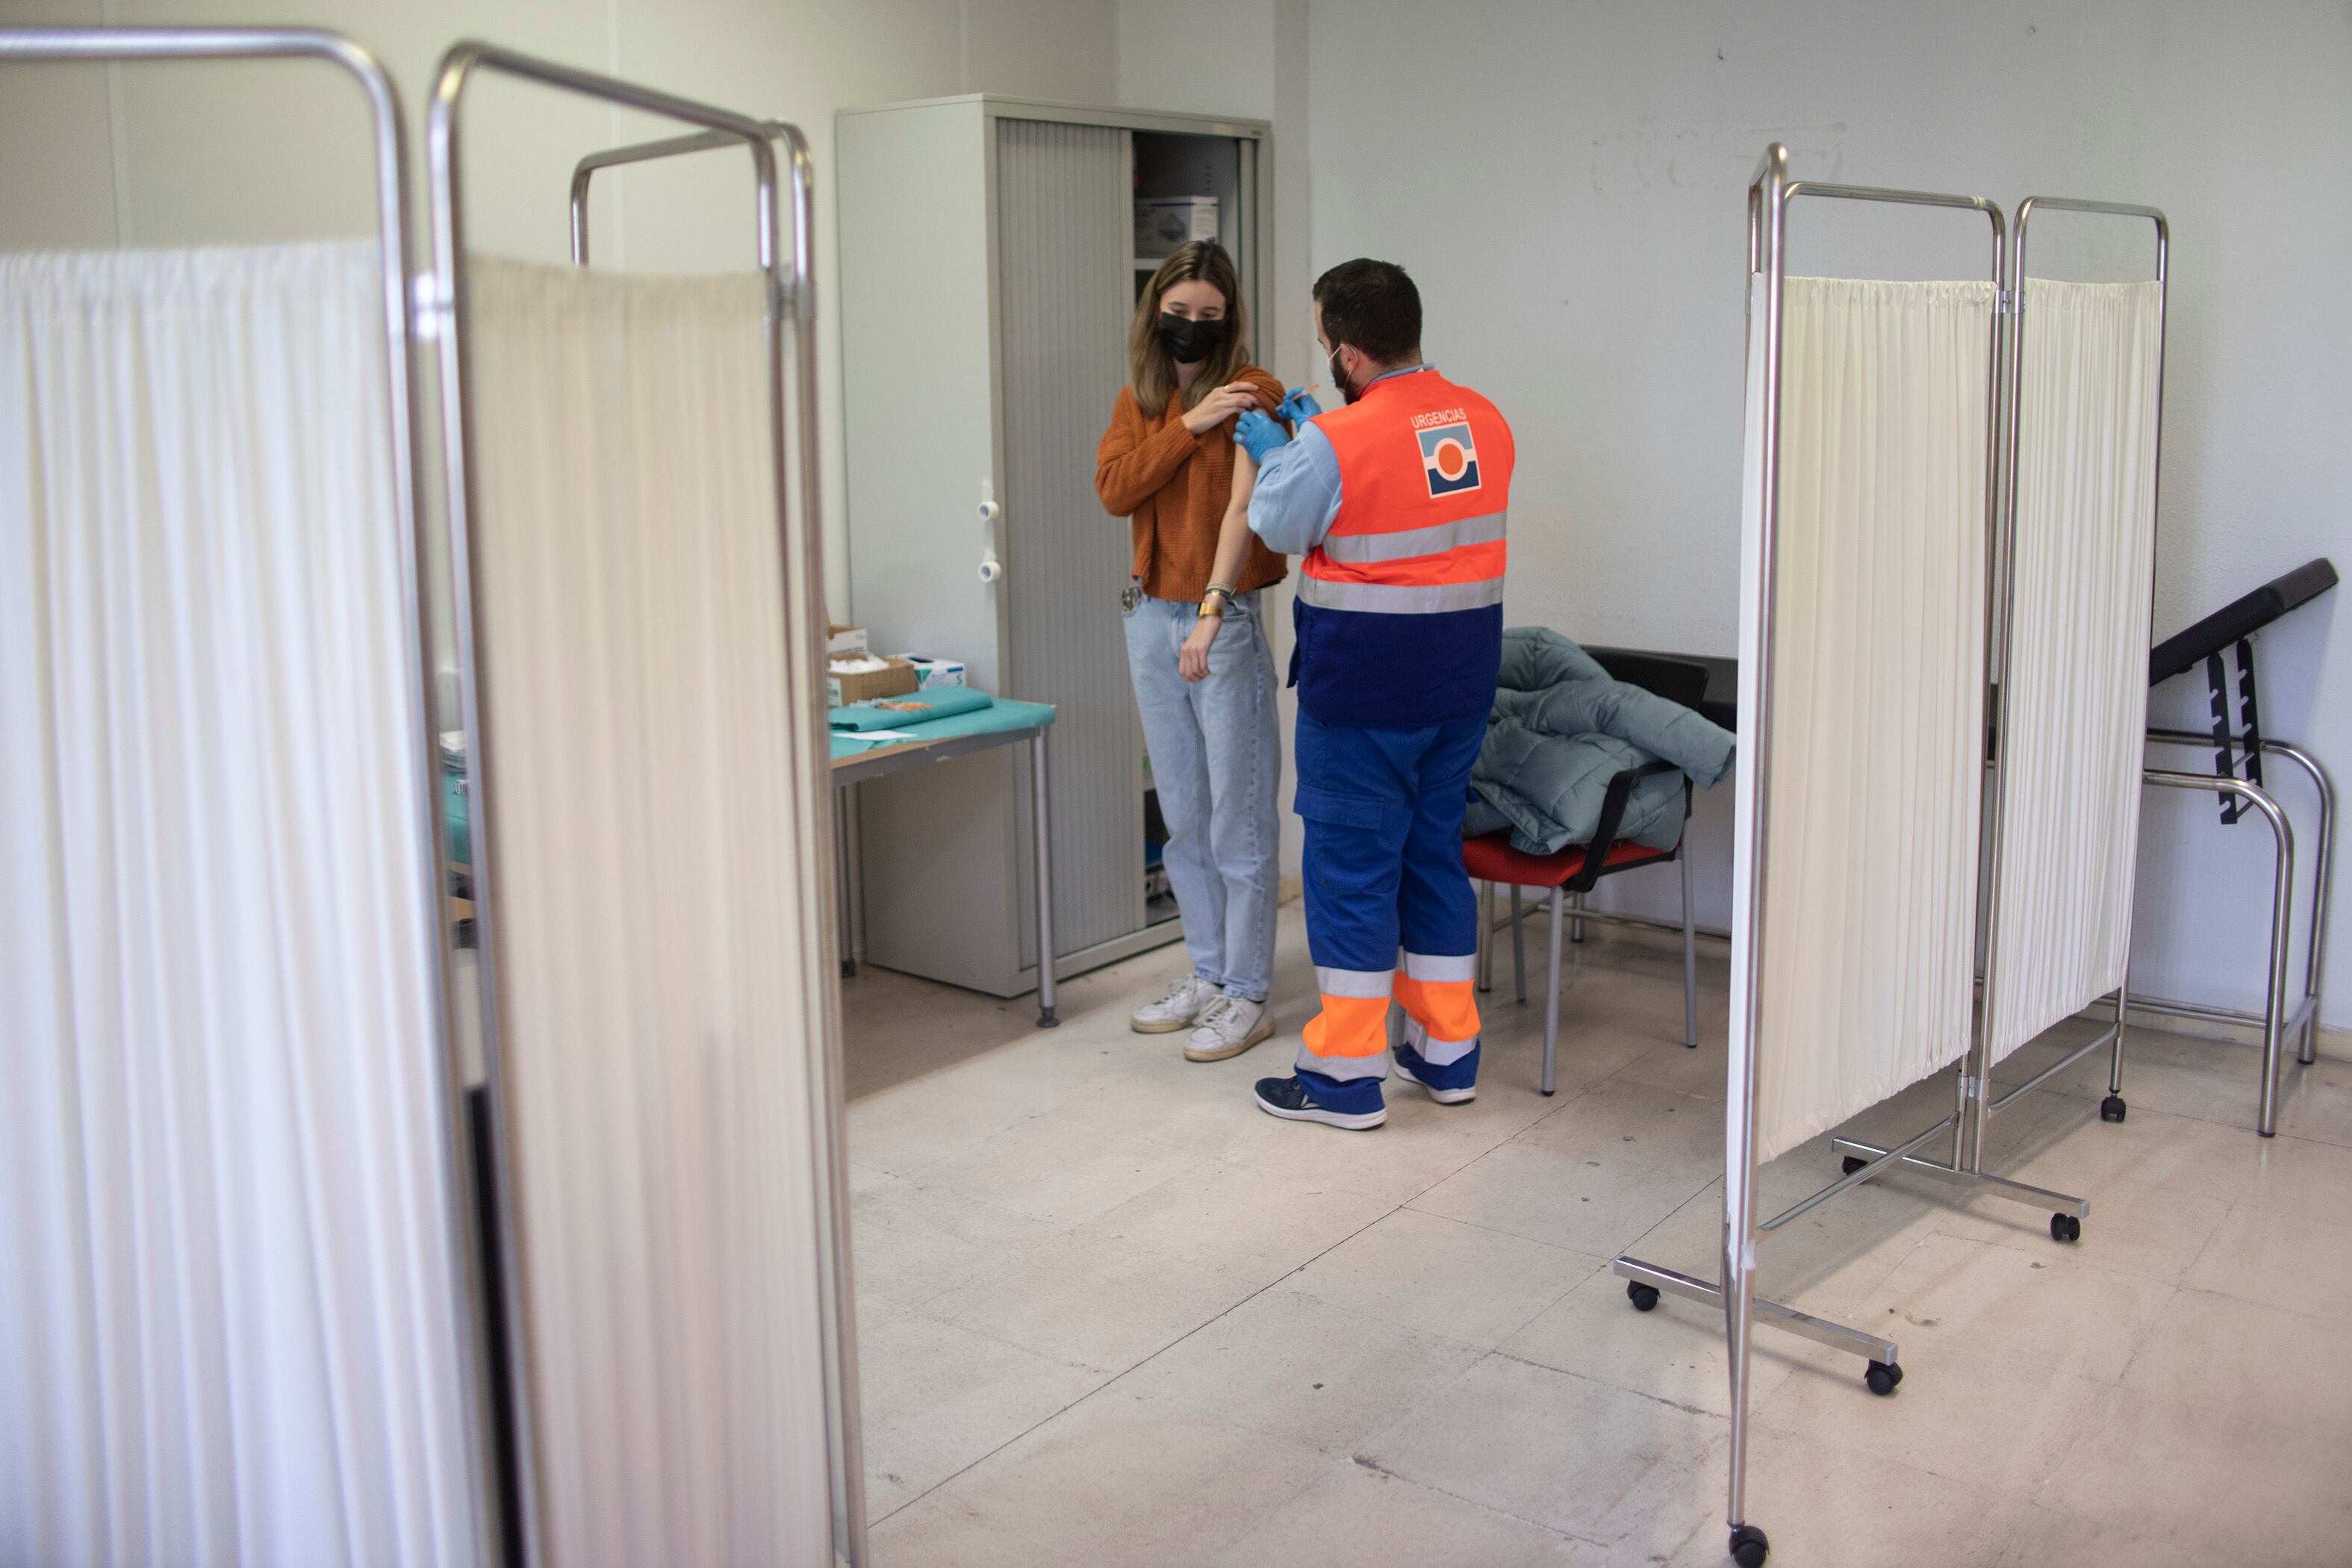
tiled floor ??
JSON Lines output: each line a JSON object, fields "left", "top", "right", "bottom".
{"left": 843, "top": 900, "right": 2352, "bottom": 1567}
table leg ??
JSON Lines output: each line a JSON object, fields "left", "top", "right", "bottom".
{"left": 834, "top": 781, "right": 856, "bottom": 979}
{"left": 1033, "top": 731, "right": 1059, "bottom": 1027}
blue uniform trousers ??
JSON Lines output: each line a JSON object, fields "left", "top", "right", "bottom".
{"left": 1292, "top": 711, "right": 1487, "bottom": 1113}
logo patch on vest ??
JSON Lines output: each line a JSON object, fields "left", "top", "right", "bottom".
{"left": 1416, "top": 420, "right": 1482, "bottom": 497}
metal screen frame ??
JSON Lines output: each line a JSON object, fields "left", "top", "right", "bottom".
{"left": 1614, "top": 143, "right": 2011, "bottom": 1565}
{"left": 424, "top": 42, "right": 862, "bottom": 1567}
{"left": 1953, "top": 198, "right": 2170, "bottom": 1167}
{"left": 0, "top": 25, "right": 500, "bottom": 1566}
{"left": 1620, "top": 157, "right": 2183, "bottom": 1565}
{"left": 1835, "top": 200, "right": 2172, "bottom": 1183}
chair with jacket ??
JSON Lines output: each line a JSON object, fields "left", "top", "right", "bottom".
{"left": 1463, "top": 647, "right": 1714, "bottom": 1095}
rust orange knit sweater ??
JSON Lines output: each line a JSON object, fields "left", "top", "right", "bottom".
{"left": 1094, "top": 366, "right": 1287, "bottom": 601}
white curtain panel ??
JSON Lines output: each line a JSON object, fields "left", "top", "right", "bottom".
{"left": 461, "top": 257, "right": 833, "bottom": 1566}
{"left": 1735, "top": 277, "right": 1995, "bottom": 1164}
{"left": 0, "top": 244, "right": 481, "bottom": 1567}
{"left": 1987, "top": 280, "right": 2164, "bottom": 1063}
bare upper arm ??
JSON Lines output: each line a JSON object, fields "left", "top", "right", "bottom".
{"left": 1226, "top": 447, "right": 1258, "bottom": 514}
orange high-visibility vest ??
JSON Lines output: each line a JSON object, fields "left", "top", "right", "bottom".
{"left": 1292, "top": 368, "right": 1513, "bottom": 725}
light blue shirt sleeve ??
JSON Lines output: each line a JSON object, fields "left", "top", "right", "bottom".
{"left": 1245, "top": 421, "right": 1343, "bottom": 556}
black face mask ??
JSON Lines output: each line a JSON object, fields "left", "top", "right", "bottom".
{"left": 1156, "top": 312, "right": 1226, "bottom": 366}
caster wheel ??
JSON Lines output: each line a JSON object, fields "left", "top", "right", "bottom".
{"left": 1864, "top": 1360, "right": 1903, "bottom": 1396}
{"left": 2100, "top": 1095, "right": 2127, "bottom": 1123}
{"left": 2050, "top": 1213, "right": 2082, "bottom": 1243}
{"left": 1841, "top": 1154, "right": 1867, "bottom": 1177}
{"left": 1627, "top": 1281, "right": 1661, "bottom": 1313}
{"left": 1730, "top": 1522, "right": 1770, "bottom": 1567}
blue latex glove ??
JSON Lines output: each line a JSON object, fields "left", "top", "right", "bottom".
{"left": 1233, "top": 408, "right": 1289, "bottom": 466}
{"left": 1277, "top": 385, "right": 1322, "bottom": 423}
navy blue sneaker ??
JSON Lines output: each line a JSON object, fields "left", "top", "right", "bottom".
{"left": 1254, "top": 1074, "right": 1385, "bottom": 1130}
{"left": 1393, "top": 1039, "right": 1479, "bottom": 1104}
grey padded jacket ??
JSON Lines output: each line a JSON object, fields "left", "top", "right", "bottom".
{"left": 1467, "top": 628, "right": 1736, "bottom": 853}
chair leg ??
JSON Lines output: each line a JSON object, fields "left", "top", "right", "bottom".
{"left": 1569, "top": 889, "right": 1584, "bottom": 945}
{"left": 1476, "top": 880, "right": 1493, "bottom": 994}
{"left": 1680, "top": 850, "right": 1699, "bottom": 1048}
{"left": 1543, "top": 886, "right": 1565, "bottom": 1095}
{"left": 1511, "top": 883, "right": 1526, "bottom": 1004}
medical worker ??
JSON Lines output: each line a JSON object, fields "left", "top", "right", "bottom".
{"left": 1234, "top": 258, "right": 1512, "bottom": 1130}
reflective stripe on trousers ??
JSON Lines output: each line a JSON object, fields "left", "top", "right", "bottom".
{"left": 1301, "top": 953, "right": 1481, "bottom": 1081}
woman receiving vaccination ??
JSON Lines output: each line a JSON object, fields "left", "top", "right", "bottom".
{"left": 1095, "top": 240, "right": 1287, "bottom": 1063}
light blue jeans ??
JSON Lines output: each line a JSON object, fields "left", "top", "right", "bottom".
{"left": 1124, "top": 588, "right": 1281, "bottom": 1003}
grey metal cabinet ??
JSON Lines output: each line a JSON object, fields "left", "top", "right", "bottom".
{"left": 836, "top": 95, "right": 1272, "bottom": 997}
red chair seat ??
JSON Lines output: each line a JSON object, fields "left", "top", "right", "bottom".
{"left": 1461, "top": 829, "right": 1671, "bottom": 889}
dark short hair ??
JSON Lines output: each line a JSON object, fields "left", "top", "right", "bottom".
{"left": 1313, "top": 258, "right": 1421, "bottom": 364}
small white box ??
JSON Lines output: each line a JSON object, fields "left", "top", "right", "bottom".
{"left": 827, "top": 622, "right": 868, "bottom": 657}
{"left": 900, "top": 655, "right": 967, "bottom": 691}
{"left": 1135, "top": 196, "right": 1220, "bottom": 259}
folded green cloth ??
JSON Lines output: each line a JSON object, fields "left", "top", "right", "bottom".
{"left": 444, "top": 768, "right": 470, "bottom": 868}
{"left": 829, "top": 697, "right": 1055, "bottom": 759}
{"left": 829, "top": 685, "right": 993, "bottom": 731}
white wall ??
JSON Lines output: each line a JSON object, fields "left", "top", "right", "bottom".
{"left": 0, "top": 0, "right": 1119, "bottom": 673}
{"left": 11, "top": 0, "right": 2344, "bottom": 1030}
{"left": 1287, "top": 0, "right": 2348, "bottom": 1031}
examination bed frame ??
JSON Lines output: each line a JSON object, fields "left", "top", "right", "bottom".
{"left": 2138, "top": 558, "right": 2337, "bottom": 1134}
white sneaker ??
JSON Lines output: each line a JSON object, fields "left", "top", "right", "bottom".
{"left": 1184, "top": 995, "right": 1275, "bottom": 1063}
{"left": 1132, "top": 973, "right": 1214, "bottom": 1034}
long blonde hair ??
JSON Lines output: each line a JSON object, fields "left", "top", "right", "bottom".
{"left": 1127, "top": 240, "right": 1250, "bottom": 418}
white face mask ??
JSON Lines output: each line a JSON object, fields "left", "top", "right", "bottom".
{"left": 1325, "top": 344, "right": 1359, "bottom": 404}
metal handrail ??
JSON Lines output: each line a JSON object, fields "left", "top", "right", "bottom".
{"left": 2144, "top": 729, "right": 2334, "bottom": 1076}
{"left": 2144, "top": 769, "right": 2298, "bottom": 1134}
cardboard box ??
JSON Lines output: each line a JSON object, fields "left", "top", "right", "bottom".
{"left": 828, "top": 654, "right": 918, "bottom": 706}
{"left": 900, "top": 655, "right": 967, "bottom": 691}
{"left": 1135, "top": 196, "right": 1220, "bottom": 259}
